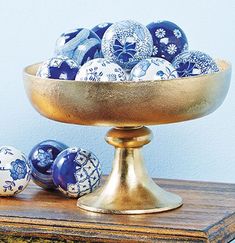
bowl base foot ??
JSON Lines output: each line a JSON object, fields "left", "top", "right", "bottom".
{"left": 77, "top": 126, "right": 183, "bottom": 214}
{"left": 77, "top": 181, "right": 182, "bottom": 214}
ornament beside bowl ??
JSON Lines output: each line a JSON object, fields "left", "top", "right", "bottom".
{"left": 28, "top": 140, "right": 68, "bottom": 189}
{"left": 0, "top": 146, "right": 31, "bottom": 196}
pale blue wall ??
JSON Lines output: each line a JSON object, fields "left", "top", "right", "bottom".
{"left": 0, "top": 0, "right": 234, "bottom": 184}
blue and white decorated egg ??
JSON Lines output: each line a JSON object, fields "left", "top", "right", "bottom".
{"left": 55, "top": 28, "right": 102, "bottom": 66}
{"left": 75, "top": 58, "right": 126, "bottom": 81}
{"left": 28, "top": 140, "right": 68, "bottom": 189}
{"left": 172, "top": 50, "right": 219, "bottom": 77}
{"left": 37, "top": 56, "right": 79, "bottom": 80}
{"left": 146, "top": 21, "right": 188, "bottom": 62}
{"left": 52, "top": 147, "right": 102, "bottom": 198}
{"left": 130, "top": 58, "right": 178, "bottom": 81}
{"left": 102, "top": 20, "right": 153, "bottom": 71}
{"left": 0, "top": 146, "right": 31, "bottom": 196}
{"left": 92, "top": 22, "right": 113, "bottom": 39}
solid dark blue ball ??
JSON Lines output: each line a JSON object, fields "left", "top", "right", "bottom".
{"left": 146, "top": 20, "right": 188, "bottom": 62}
{"left": 91, "top": 22, "right": 113, "bottom": 39}
{"left": 28, "top": 140, "right": 68, "bottom": 189}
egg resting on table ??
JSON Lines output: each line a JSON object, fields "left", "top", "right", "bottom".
{"left": 172, "top": 50, "right": 219, "bottom": 77}
{"left": 75, "top": 58, "right": 126, "bottom": 81}
{"left": 0, "top": 146, "right": 31, "bottom": 196}
{"left": 52, "top": 147, "right": 102, "bottom": 198}
{"left": 146, "top": 20, "right": 188, "bottom": 62}
{"left": 130, "top": 57, "right": 178, "bottom": 81}
{"left": 91, "top": 22, "right": 113, "bottom": 39}
{"left": 37, "top": 56, "right": 79, "bottom": 80}
{"left": 102, "top": 20, "right": 153, "bottom": 71}
{"left": 28, "top": 140, "right": 68, "bottom": 189}
{"left": 55, "top": 28, "right": 102, "bottom": 66}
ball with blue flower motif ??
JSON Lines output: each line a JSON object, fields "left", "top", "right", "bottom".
{"left": 55, "top": 28, "right": 102, "bottom": 66}
{"left": 172, "top": 50, "right": 219, "bottom": 77}
{"left": 102, "top": 20, "right": 153, "bottom": 71}
{"left": 28, "top": 140, "right": 68, "bottom": 189}
{"left": 52, "top": 147, "right": 102, "bottom": 198}
{"left": 130, "top": 58, "right": 178, "bottom": 81}
{"left": 92, "top": 22, "right": 113, "bottom": 39}
{"left": 75, "top": 58, "right": 126, "bottom": 81}
{"left": 0, "top": 146, "right": 31, "bottom": 196}
{"left": 37, "top": 56, "right": 79, "bottom": 80}
{"left": 146, "top": 20, "right": 188, "bottom": 62}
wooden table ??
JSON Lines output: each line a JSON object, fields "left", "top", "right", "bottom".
{"left": 0, "top": 178, "right": 234, "bottom": 242}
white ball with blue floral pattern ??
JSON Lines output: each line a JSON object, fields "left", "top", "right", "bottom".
{"left": 0, "top": 146, "right": 31, "bottom": 196}
{"left": 37, "top": 56, "right": 79, "bottom": 80}
{"left": 75, "top": 58, "right": 126, "bottom": 82}
{"left": 102, "top": 20, "right": 153, "bottom": 71}
{"left": 130, "top": 58, "right": 178, "bottom": 81}
{"left": 172, "top": 50, "right": 219, "bottom": 77}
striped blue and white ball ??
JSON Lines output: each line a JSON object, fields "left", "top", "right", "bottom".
{"left": 0, "top": 146, "right": 31, "bottom": 196}
{"left": 92, "top": 22, "right": 113, "bottom": 39}
{"left": 147, "top": 21, "right": 188, "bottom": 62}
{"left": 172, "top": 50, "right": 219, "bottom": 77}
{"left": 28, "top": 140, "right": 68, "bottom": 189}
{"left": 102, "top": 20, "right": 153, "bottom": 71}
{"left": 52, "top": 147, "right": 102, "bottom": 198}
{"left": 55, "top": 28, "right": 102, "bottom": 66}
{"left": 37, "top": 56, "right": 79, "bottom": 80}
{"left": 130, "top": 58, "right": 178, "bottom": 81}
{"left": 76, "top": 58, "right": 126, "bottom": 82}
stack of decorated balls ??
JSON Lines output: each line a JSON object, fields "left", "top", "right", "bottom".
{"left": 0, "top": 141, "right": 102, "bottom": 198}
{"left": 37, "top": 20, "right": 219, "bottom": 82}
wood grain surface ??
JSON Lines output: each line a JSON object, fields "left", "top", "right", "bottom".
{"left": 0, "top": 177, "right": 234, "bottom": 243}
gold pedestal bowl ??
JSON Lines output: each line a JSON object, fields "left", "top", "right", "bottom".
{"left": 23, "top": 60, "right": 231, "bottom": 214}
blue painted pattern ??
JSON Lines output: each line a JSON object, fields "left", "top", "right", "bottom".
{"left": 147, "top": 20, "right": 188, "bottom": 62}
{"left": 76, "top": 58, "right": 126, "bottom": 81}
{"left": 102, "top": 20, "right": 153, "bottom": 70}
{"left": 37, "top": 56, "right": 79, "bottom": 80}
{"left": 28, "top": 140, "right": 68, "bottom": 189}
{"left": 52, "top": 147, "right": 102, "bottom": 198}
{"left": 92, "top": 22, "right": 113, "bottom": 39}
{"left": 0, "top": 146, "right": 31, "bottom": 196}
{"left": 55, "top": 28, "right": 102, "bottom": 66}
{"left": 130, "top": 57, "right": 178, "bottom": 81}
{"left": 172, "top": 50, "right": 219, "bottom": 77}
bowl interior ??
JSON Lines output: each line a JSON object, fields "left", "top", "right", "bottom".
{"left": 23, "top": 60, "right": 231, "bottom": 127}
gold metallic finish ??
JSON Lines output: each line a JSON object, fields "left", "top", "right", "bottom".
{"left": 23, "top": 60, "right": 231, "bottom": 214}
{"left": 23, "top": 60, "right": 231, "bottom": 127}
{"left": 78, "top": 126, "right": 182, "bottom": 214}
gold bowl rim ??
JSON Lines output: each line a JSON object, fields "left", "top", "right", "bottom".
{"left": 23, "top": 59, "right": 232, "bottom": 127}
{"left": 23, "top": 59, "right": 231, "bottom": 84}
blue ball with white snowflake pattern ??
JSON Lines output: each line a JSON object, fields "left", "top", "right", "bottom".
{"left": 55, "top": 28, "right": 102, "bottom": 66}
{"left": 147, "top": 20, "right": 188, "bottom": 62}
{"left": 52, "top": 147, "right": 102, "bottom": 198}
{"left": 28, "top": 140, "right": 68, "bottom": 189}
{"left": 92, "top": 22, "right": 113, "bottom": 39}
{"left": 172, "top": 50, "right": 219, "bottom": 77}
{"left": 102, "top": 20, "right": 153, "bottom": 71}
{"left": 37, "top": 56, "right": 79, "bottom": 80}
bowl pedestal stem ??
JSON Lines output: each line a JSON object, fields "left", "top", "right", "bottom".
{"left": 77, "top": 126, "right": 183, "bottom": 214}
